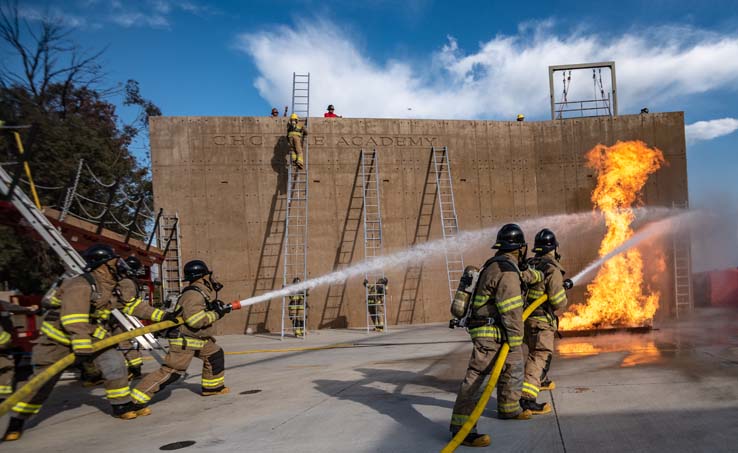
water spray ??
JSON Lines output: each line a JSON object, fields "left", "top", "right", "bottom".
{"left": 227, "top": 208, "right": 684, "bottom": 311}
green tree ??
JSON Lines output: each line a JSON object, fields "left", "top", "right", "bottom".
{"left": 0, "top": 1, "right": 159, "bottom": 293}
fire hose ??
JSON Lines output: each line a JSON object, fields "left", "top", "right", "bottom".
{"left": 441, "top": 294, "right": 548, "bottom": 453}
{"left": 0, "top": 301, "right": 243, "bottom": 418}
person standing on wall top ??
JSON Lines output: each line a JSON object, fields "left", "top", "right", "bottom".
{"left": 272, "top": 106, "right": 288, "bottom": 117}
{"left": 287, "top": 113, "right": 307, "bottom": 170}
{"left": 324, "top": 105, "right": 342, "bottom": 118}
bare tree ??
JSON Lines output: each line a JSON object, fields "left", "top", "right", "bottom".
{"left": 0, "top": 0, "right": 105, "bottom": 111}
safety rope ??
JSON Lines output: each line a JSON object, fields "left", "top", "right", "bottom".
{"left": 83, "top": 162, "right": 116, "bottom": 188}
{"left": 441, "top": 294, "right": 548, "bottom": 453}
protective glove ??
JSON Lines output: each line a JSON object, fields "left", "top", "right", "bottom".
{"left": 162, "top": 311, "right": 180, "bottom": 322}
{"left": 212, "top": 300, "right": 232, "bottom": 319}
{"left": 519, "top": 261, "right": 529, "bottom": 271}
{"left": 563, "top": 279, "right": 574, "bottom": 290}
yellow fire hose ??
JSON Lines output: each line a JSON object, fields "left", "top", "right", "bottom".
{"left": 0, "top": 318, "right": 183, "bottom": 418}
{"left": 441, "top": 294, "right": 548, "bottom": 453}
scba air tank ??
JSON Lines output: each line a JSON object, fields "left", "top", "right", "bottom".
{"left": 450, "top": 265, "right": 480, "bottom": 319}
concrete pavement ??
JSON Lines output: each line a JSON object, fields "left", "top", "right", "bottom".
{"left": 2, "top": 307, "right": 737, "bottom": 452}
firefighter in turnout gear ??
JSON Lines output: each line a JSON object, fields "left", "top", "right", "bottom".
{"left": 116, "top": 256, "right": 150, "bottom": 379}
{"left": 3, "top": 244, "right": 162, "bottom": 442}
{"left": 0, "top": 301, "right": 39, "bottom": 401}
{"left": 288, "top": 278, "right": 307, "bottom": 337}
{"left": 287, "top": 113, "right": 307, "bottom": 170}
{"left": 363, "top": 277, "right": 388, "bottom": 331}
{"left": 522, "top": 229, "right": 572, "bottom": 412}
{"left": 449, "top": 224, "right": 543, "bottom": 448}
{"left": 130, "top": 260, "right": 231, "bottom": 410}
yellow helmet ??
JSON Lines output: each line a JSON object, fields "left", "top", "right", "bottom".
{"left": 516, "top": 114, "right": 525, "bottom": 121}
{"left": 290, "top": 113, "right": 299, "bottom": 120}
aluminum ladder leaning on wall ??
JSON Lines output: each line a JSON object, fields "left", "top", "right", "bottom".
{"left": 431, "top": 146, "right": 465, "bottom": 304}
{"left": 672, "top": 201, "right": 693, "bottom": 318}
{"left": 360, "top": 149, "right": 388, "bottom": 333}
{"left": 158, "top": 213, "right": 184, "bottom": 311}
{"left": 281, "top": 72, "right": 310, "bottom": 339}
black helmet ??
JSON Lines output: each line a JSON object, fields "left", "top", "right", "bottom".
{"left": 82, "top": 244, "right": 119, "bottom": 271}
{"left": 377, "top": 277, "right": 388, "bottom": 286}
{"left": 492, "top": 224, "right": 527, "bottom": 251}
{"left": 124, "top": 256, "right": 145, "bottom": 277}
{"left": 533, "top": 228, "right": 559, "bottom": 255}
{"left": 292, "top": 277, "right": 301, "bottom": 284}
{"left": 184, "top": 260, "right": 211, "bottom": 282}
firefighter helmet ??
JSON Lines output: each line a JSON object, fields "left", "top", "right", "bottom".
{"left": 124, "top": 256, "right": 145, "bottom": 277}
{"left": 533, "top": 228, "right": 559, "bottom": 255}
{"left": 293, "top": 277, "right": 301, "bottom": 284}
{"left": 82, "top": 244, "right": 119, "bottom": 272}
{"left": 516, "top": 114, "right": 525, "bottom": 121}
{"left": 290, "top": 113, "right": 299, "bottom": 120}
{"left": 184, "top": 260, "right": 211, "bottom": 282}
{"left": 492, "top": 224, "right": 527, "bottom": 251}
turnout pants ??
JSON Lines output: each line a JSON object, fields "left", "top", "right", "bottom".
{"left": 523, "top": 318, "right": 555, "bottom": 401}
{"left": 131, "top": 337, "right": 224, "bottom": 406}
{"left": 288, "top": 136, "right": 303, "bottom": 164}
{"left": 368, "top": 300, "right": 384, "bottom": 329}
{"left": 288, "top": 303, "right": 305, "bottom": 336}
{"left": 0, "top": 352, "right": 14, "bottom": 397}
{"left": 112, "top": 326, "right": 143, "bottom": 370}
{"left": 450, "top": 337, "right": 524, "bottom": 432}
{"left": 10, "top": 339, "right": 131, "bottom": 419}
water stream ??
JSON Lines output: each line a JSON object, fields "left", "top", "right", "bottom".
{"left": 232, "top": 207, "right": 689, "bottom": 309}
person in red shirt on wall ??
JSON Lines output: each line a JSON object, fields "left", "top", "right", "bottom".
{"left": 324, "top": 105, "right": 342, "bottom": 118}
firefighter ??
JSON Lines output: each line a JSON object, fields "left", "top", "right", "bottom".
{"left": 116, "top": 256, "right": 149, "bottom": 379}
{"left": 363, "top": 277, "right": 388, "bottom": 331}
{"left": 449, "top": 224, "right": 543, "bottom": 447}
{"left": 0, "top": 301, "right": 39, "bottom": 401}
{"left": 130, "top": 259, "right": 231, "bottom": 410}
{"left": 288, "top": 278, "right": 307, "bottom": 337}
{"left": 3, "top": 244, "right": 160, "bottom": 441}
{"left": 287, "top": 113, "right": 307, "bottom": 170}
{"left": 522, "top": 229, "right": 572, "bottom": 412}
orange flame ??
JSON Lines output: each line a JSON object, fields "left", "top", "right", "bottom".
{"left": 560, "top": 141, "right": 665, "bottom": 331}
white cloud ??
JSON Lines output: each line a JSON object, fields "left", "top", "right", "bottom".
{"left": 236, "top": 19, "right": 738, "bottom": 120}
{"left": 19, "top": 6, "right": 86, "bottom": 28}
{"left": 685, "top": 118, "right": 738, "bottom": 143}
{"left": 110, "top": 12, "right": 169, "bottom": 29}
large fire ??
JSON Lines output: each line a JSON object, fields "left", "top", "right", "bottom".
{"left": 559, "top": 141, "right": 665, "bottom": 331}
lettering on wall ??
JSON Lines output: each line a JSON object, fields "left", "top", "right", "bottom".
{"left": 210, "top": 135, "right": 436, "bottom": 147}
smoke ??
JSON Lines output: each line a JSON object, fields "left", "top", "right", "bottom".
{"left": 690, "top": 195, "right": 738, "bottom": 273}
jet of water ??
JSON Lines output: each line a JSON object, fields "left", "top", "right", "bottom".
{"left": 569, "top": 210, "right": 698, "bottom": 286}
{"left": 231, "top": 208, "right": 681, "bottom": 309}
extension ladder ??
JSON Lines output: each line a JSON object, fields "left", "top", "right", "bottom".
{"left": 1, "top": 164, "right": 163, "bottom": 359}
{"left": 158, "top": 213, "right": 184, "bottom": 311}
{"left": 431, "top": 147, "right": 465, "bottom": 304}
{"left": 360, "top": 149, "right": 388, "bottom": 333}
{"left": 672, "top": 201, "right": 693, "bottom": 318}
{"left": 281, "top": 72, "right": 310, "bottom": 339}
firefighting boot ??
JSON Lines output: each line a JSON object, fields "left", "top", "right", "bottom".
{"left": 499, "top": 409, "right": 532, "bottom": 420}
{"left": 295, "top": 157, "right": 304, "bottom": 170}
{"left": 540, "top": 379, "right": 556, "bottom": 390}
{"left": 520, "top": 398, "right": 552, "bottom": 415}
{"left": 132, "top": 404, "right": 152, "bottom": 417}
{"left": 202, "top": 386, "right": 230, "bottom": 397}
{"left": 456, "top": 432, "right": 491, "bottom": 448}
{"left": 2, "top": 417, "right": 24, "bottom": 441}
{"left": 112, "top": 402, "right": 139, "bottom": 420}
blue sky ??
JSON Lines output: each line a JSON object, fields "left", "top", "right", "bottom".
{"left": 6, "top": 0, "right": 738, "bottom": 214}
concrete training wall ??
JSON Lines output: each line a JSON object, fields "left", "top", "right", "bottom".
{"left": 150, "top": 112, "right": 688, "bottom": 335}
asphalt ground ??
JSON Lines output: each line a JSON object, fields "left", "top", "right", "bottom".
{"left": 1, "top": 307, "right": 737, "bottom": 452}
